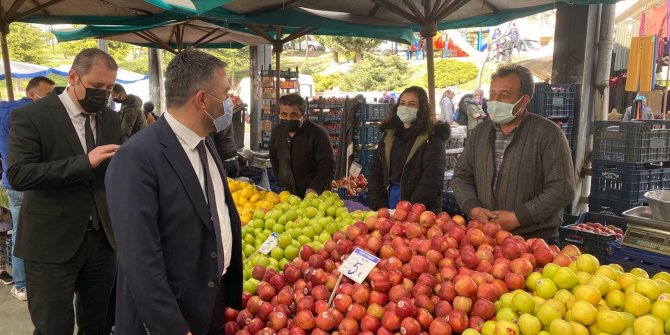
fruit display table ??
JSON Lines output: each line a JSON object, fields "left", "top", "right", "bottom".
{"left": 225, "top": 179, "right": 670, "bottom": 335}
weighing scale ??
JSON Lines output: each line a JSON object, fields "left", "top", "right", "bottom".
{"left": 621, "top": 207, "right": 670, "bottom": 256}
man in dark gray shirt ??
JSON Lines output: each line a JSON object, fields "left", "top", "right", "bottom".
{"left": 452, "top": 64, "right": 575, "bottom": 241}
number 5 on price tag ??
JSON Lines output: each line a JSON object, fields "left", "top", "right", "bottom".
{"left": 338, "top": 247, "right": 380, "bottom": 284}
{"left": 258, "top": 233, "right": 279, "bottom": 255}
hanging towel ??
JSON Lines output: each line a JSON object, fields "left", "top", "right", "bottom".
{"left": 626, "top": 36, "right": 657, "bottom": 92}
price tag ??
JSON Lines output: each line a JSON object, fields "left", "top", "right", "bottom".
{"left": 349, "top": 162, "right": 363, "bottom": 177}
{"left": 338, "top": 247, "right": 380, "bottom": 284}
{"left": 258, "top": 233, "right": 279, "bottom": 255}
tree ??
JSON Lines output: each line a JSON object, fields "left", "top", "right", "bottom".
{"left": 312, "top": 36, "right": 381, "bottom": 63}
{"left": 6, "top": 23, "right": 49, "bottom": 64}
{"left": 57, "top": 39, "right": 97, "bottom": 59}
{"left": 341, "top": 56, "right": 410, "bottom": 91}
{"left": 205, "top": 47, "right": 250, "bottom": 85}
{"left": 427, "top": 59, "right": 478, "bottom": 88}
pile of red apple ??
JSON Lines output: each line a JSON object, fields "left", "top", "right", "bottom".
{"left": 568, "top": 221, "right": 624, "bottom": 240}
{"left": 331, "top": 174, "right": 368, "bottom": 196}
{"left": 224, "top": 201, "right": 578, "bottom": 335}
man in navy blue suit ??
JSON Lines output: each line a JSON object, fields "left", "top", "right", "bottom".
{"left": 105, "top": 49, "right": 243, "bottom": 335}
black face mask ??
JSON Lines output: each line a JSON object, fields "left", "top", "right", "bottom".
{"left": 74, "top": 77, "right": 109, "bottom": 114}
{"left": 280, "top": 119, "right": 301, "bottom": 132}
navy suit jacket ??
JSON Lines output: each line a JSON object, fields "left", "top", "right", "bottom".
{"left": 105, "top": 116, "right": 243, "bottom": 335}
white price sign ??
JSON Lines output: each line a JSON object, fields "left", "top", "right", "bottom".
{"left": 338, "top": 247, "right": 380, "bottom": 284}
{"left": 258, "top": 233, "right": 279, "bottom": 255}
{"left": 349, "top": 162, "right": 363, "bottom": 178}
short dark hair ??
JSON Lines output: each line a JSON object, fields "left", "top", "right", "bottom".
{"left": 113, "top": 83, "right": 126, "bottom": 95}
{"left": 491, "top": 64, "right": 534, "bottom": 99}
{"left": 71, "top": 48, "right": 118, "bottom": 76}
{"left": 25, "top": 76, "right": 54, "bottom": 93}
{"left": 165, "top": 49, "right": 228, "bottom": 108}
{"left": 143, "top": 101, "right": 155, "bottom": 113}
{"left": 279, "top": 94, "right": 306, "bottom": 115}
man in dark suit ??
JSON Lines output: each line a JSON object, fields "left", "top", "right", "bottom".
{"left": 7, "top": 48, "right": 122, "bottom": 334}
{"left": 106, "top": 49, "right": 243, "bottom": 335}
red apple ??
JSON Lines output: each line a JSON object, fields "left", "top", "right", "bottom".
{"left": 445, "top": 310, "right": 468, "bottom": 333}
{"left": 454, "top": 276, "right": 478, "bottom": 297}
{"left": 333, "top": 294, "right": 352, "bottom": 314}
{"left": 396, "top": 297, "right": 418, "bottom": 318}
{"left": 346, "top": 303, "right": 367, "bottom": 321}
{"left": 453, "top": 296, "right": 473, "bottom": 313}
{"left": 504, "top": 272, "right": 525, "bottom": 290}
{"left": 429, "top": 318, "right": 452, "bottom": 335}
{"left": 434, "top": 300, "right": 453, "bottom": 317}
{"left": 315, "top": 310, "right": 337, "bottom": 331}
{"left": 510, "top": 258, "right": 533, "bottom": 277}
{"left": 337, "top": 317, "right": 359, "bottom": 335}
{"left": 476, "top": 283, "right": 500, "bottom": 302}
{"left": 268, "top": 311, "right": 288, "bottom": 330}
{"left": 472, "top": 298, "right": 496, "bottom": 319}
{"left": 401, "top": 317, "right": 422, "bottom": 335}
{"left": 360, "top": 314, "right": 381, "bottom": 332}
{"left": 381, "top": 310, "right": 402, "bottom": 331}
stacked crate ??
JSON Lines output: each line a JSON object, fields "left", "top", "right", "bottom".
{"left": 529, "top": 83, "right": 578, "bottom": 150}
{"left": 442, "top": 126, "right": 467, "bottom": 215}
{"left": 589, "top": 120, "right": 670, "bottom": 216}
{"left": 352, "top": 101, "right": 390, "bottom": 176}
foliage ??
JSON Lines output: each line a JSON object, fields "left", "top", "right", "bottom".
{"left": 426, "top": 59, "right": 478, "bottom": 88}
{"left": 56, "top": 39, "right": 98, "bottom": 59}
{"left": 340, "top": 56, "right": 410, "bottom": 91}
{"left": 6, "top": 23, "right": 49, "bottom": 64}
{"left": 205, "top": 47, "right": 250, "bottom": 85}
{"left": 313, "top": 73, "right": 342, "bottom": 92}
{"left": 312, "top": 36, "right": 381, "bottom": 63}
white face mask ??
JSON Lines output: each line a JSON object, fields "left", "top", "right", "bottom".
{"left": 205, "top": 95, "right": 234, "bottom": 133}
{"left": 397, "top": 106, "right": 418, "bottom": 123}
{"left": 488, "top": 97, "right": 524, "bottom": 124}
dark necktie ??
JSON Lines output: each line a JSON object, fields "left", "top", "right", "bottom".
{"left": 197, "top": 141, "right": 225, "bottom": 276}
{"left": 85, "top": 114, "right": 96, "bottom": 153}
{"left": 85, "top": 114, "right": 100, "bottom": 230}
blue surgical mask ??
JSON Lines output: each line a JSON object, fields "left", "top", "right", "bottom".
{"left": 205, "top": 94, "right": 234, "bottom": 133}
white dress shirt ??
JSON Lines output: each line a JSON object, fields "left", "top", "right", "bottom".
{"left": 59, "top": 88, "right": 97, "bottom": 153}
{"left": 164, "top": 111, "right": 233, "bottom": 275}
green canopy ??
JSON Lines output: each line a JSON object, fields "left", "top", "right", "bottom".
{"left": 52, "top": 19, "right": 267, "bottom": 52}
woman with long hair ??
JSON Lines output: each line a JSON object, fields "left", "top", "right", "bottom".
{"left": 367, "top": 86, "right": 451, "bottom": 212}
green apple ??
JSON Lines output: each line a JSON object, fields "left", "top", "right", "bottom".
{"left": 519, "top": 314, "right": 542, "bottom": 335}
{"left": 277, "top": 234, "right": 292, "bottom": 248}
{"left": 284, "top": 245, "right": 299, "bottom": 261}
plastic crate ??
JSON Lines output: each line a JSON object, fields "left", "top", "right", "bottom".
{"left": 588, "top": 195, "right": 641, "bottom": 217}
{"left": 590, "top": 161, "right": 667, "bottom": 203}
{"left": 593, "top": 120, "right": 670, "bottom": 163}
{"left": 358, "top": 103, "right": 390, "bottom": 122}
{"left": 354, "top": 126, "right": 381, "bottom": 145}
{"left": 442, "top": 190, "right": 462, "bottom": 215}
{"left": 322, "top": 112, "right": 342, "bottom": 123}
{"left": 664, "top": 168, "right": 670, "bottom": 188}
{"left": 606, "top": 241, "right": 670, "bottom": 276}
{"left": 560, "top": 119, "right": 573, "bottom": 145}
{"left": 531, "top": 83, "right": 577, "bottom": 119}
{"left": 559, "top": 213, "right": 626, "bottom": 263}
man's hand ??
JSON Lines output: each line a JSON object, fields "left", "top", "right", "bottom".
{"left": 469, "top": 207, "right": 498, "bottom": 224}
{"left": 474, "top": 113, "right": 482, "bottom": 119}
{"left": 88, "top": 144, "right": 120, "bottom": 168}
{"left": 305, "top": 188, "right": 318, "bottom": 196}
{"left": 492, "top": 210, "right": 520, "bottom": 231}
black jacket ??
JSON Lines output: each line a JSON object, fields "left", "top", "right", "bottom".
{"left": 368, "top": 123, "right": 450, "bottom": 212}
{"left": 7, "top": 93, "right": 123, "bottom": 263}
{"left": 269, "top": 119, "right": 335, "bottom": 197}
